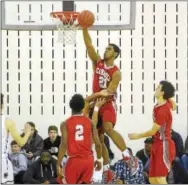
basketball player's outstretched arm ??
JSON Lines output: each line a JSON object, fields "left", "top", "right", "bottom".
{"left": 128, "top": 122, "right": 161, "bottom": 140}
{"left": 85, "top": 90, "right": 108, "bottom": 104}
{"left": 6, "top": 120, "right": 31, "bottom": 147}
{"left": 92, "top": 98, "right": 106, "bottom": 126}
{"left": 106, "top": 70, "right": 122, "bottom": 94}
{"left": 83, "top": 28, "right": 101, "bottom": 69}
{"left": 128, "top": 109, "right": 168, "bottom": 140}
{"left": 85, "top": 92, "right": 102, "bottom": 102}
{"left": 92, "top": 125, "right": 102, "bottom": 160}
{"left": 57, "top": 121, "right": 67, "bottom": 168}
{"left": 92, "top": 125, "right": 102, "bottom": 171}
{"left": 83, "top": 92, "right": 108, "bottom": 116}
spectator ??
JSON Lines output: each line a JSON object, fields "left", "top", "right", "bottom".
{"left": 171, "top": 129, "right": 184, "bottom": 157}
{"left": 44, "top": 125, "right": 61, "bottom": 158}
{"left": 143, "top": 159, "right": 150, "bottom": 184}
{"left": 23, "top": 150, "right": 58, "bottom": 184}
{"left": 113, "top": 148, "right": 145, "bottom": 184}
{"left": 185, "top": 135, "right": 188, "bottom": 154}
{"left": 181, "top": 154, "right": 188, "bottom": 172}
{"left": 136, "top": 137, "right": 153, "bottom": 167}
{"left": 9, "top": 140, "right": 27, "bottom": 184}
{"left": 181, "top": 135, "right": 188, "bottom": 171}
{"left": 168, "top": 157, "right": 188, "bottom": 184}
{"left": 21, "top": 122, "right": 44, "bottom": 164}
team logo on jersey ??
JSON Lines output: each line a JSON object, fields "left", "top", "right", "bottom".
{"left": 95, "top": 68, "right": 111, "bottom": 88}
{"left": 95, "top": 68, "right": 110, "bottom": 81}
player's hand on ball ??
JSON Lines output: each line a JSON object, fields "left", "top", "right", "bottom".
{"left": 94, "top": 160, "right": 102, "bottom": 171}
{"left": 95, "top": 98, "right": 106, "bottom": 108}
{"left": 128, "top": 133, "right": 140, "bottom": 140}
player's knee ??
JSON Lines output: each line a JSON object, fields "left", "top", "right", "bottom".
{"left": 95, "top": 141, "right": 102, "bottom": 149}
{"left": 99, "top": 134, "right": 104, "bottom": 143}
{"left": 103, "top": 122, "right": 113, "bottom": 134}
{"left": 155, "top": 177, "right": 167, "bottom": 184}
{"left": 149, "top": 177, "right": 156, "bottom": 184}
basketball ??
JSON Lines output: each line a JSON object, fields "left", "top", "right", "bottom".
{"left": 78, "top": 10, "right": 95, "bottom": 28}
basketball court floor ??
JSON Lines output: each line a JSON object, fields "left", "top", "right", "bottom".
{"left": 1, "top": 0, "right": 187, "bottom": 159}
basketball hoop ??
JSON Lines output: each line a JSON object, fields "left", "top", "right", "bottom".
{"left": 50, "top": 11, "right": 80, "bottom": 45}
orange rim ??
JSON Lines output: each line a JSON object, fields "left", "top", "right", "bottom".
{"left": 50, "top": 11, "right": 80, "bottom": 24}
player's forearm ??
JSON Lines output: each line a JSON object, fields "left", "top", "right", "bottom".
{"left": 85, "top": 92, "right": 101, "bottom": 102}
{"left": 95, "top": 143, "right": 102, "bottom": 159}
{"left": 83, "top": 28, "right": 92, "bottom": 47}
{"left": 138, "top": 130, "right": 155, "bottom": 139}
{"left": 93, "top": 131, "right": 102, "bottom": 159}
{"left": 83, "top": 101, "right": 89, "bottom": 117}
{"left": 57, "top": 143, "right": 67, "bottom": 166}
{"left": 92, "top": 109, "right": 99, "bottom": 126}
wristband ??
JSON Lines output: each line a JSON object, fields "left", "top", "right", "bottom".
{"left": 94, "top": 106, "right": 99, "bottom": 112}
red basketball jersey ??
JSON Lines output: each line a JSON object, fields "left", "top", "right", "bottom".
{"left": 152, "top": 100, "right": 173, "bottom": 142}
{"left": 93, "top": 60, "right": 119, "bottom": 96}
{"left": 66, "top": 115, "right": 93, "bottom": 158}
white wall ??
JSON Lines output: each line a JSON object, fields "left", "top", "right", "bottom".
{"left": 2, "top": 1, "right": 188, "bottom": 161}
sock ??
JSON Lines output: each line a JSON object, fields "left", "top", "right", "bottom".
{"left": 122, "top": 149, "right": 130, "bottom": 157}
{"left": 103, "top": 164, "right": 110, "bottom": 172}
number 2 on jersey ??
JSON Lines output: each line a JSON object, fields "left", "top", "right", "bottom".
{"left": 75, "top": 125, "right": 84, "bottom": 141}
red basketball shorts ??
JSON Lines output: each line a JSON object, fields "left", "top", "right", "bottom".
{"left": 149, "top": 139, "right": 176, "bottom": 177}
{"left": 65, "top": 155, "right": 94, "bottom": 184}
{"left": 99, "top": 101, "right": 117, "bottom": 125}
{"left": 97, "top": 101, "right": 117, "bottom": 135}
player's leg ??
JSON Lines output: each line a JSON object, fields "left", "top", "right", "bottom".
{"left": 99, "top": 133, "right": 110, "bottom": 166}
{"left": 149, "top": 177, "right": 157, "bottom": 184}
{"left": 101, "top": 103, "right": 127, "bottom": 152}
{"left": 78, "top": 156, "right": 94, "bottom": 184}
{"left": 154, "top": 177, "right": 167, "bottom": 184}
{"left": 102, "top": 121, "right": 126, "bottom": 151}
{"left": 64, "top": 158, "right": 79, "bottom": 184}
{"left": 99, "top": 133, "right": 114, "bottom": 183}
{"left": 149, "top": 142, "right": 159, "bottom": 184}
{"left": 101, "top": 102, "right": 139, "bottom": 175}
{"left": 149, "top": 141, "right": 174, "bottom": 184}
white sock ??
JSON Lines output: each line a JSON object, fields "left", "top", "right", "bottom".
{"left": 103, "top": 164, "right": 110, "bottom": 172}
{"left": 122, "top": 149, "right": 130, "bottom": 157}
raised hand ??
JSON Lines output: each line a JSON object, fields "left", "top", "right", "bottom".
{"left": 95, "top": 98, "right": 106, "bottom": 108}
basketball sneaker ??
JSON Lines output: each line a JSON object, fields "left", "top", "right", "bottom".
{"left": 103, "top": 169, "right": 114, "bottom": 184}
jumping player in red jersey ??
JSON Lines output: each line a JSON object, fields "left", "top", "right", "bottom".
{"left": 56, "top": 94, "right": 104, "bottom": 184}
{"left": 82, "top": 28, "right": 138, "bottom": 182}
{"left": 128, "top": 81, "right": 176, "bottom": 184}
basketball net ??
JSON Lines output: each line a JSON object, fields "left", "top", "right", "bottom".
{"left": 52, "top": 13, "right": 79, "bottom": 45}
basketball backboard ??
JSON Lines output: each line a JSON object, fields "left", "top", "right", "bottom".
{"left": 1, "top": 0, "right": 136, "bottom": 30}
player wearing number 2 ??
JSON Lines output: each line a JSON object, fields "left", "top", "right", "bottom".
{"left": 57, "top": 94, "right": 104, "bottom": 184}
{"left": 83, "top": 28, "right": 139, "bottom": 182}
